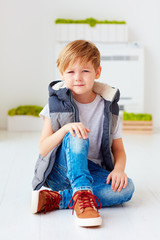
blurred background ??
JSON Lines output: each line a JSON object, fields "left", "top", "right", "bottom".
{"left": 0, "top": 0, "right": 160, "bottom": 130}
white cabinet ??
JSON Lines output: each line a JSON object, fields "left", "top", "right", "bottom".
{"left": 55, "top": 24, "right": 128, "bottom": 43}
{"left": 96, "top": 42, "right": 144, "bottom": 112}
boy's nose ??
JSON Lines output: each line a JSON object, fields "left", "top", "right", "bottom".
{"left": 75, "top": 72, "right": 82, "bottom": 81}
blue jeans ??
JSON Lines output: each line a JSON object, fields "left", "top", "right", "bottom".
{"left": 46, "top": 132, "right": 135, "bottom": 209}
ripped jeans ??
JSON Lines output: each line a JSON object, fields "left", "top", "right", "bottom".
{"left": 46, "top": 132, "right": 135, "bottom": 209}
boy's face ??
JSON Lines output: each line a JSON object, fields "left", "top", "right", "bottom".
{"left": 60, "top": 58, "right": 101, "bottom": 101}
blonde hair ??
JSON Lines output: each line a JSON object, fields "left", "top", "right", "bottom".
{"left": 56, "top": 40, "right": 100, "bottom": 74}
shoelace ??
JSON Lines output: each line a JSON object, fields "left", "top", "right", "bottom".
{"left": 68, "top": 191, "right": 101, "bottom": 214}
{"left": 41, "top": 190, "right": 62, "bottom": 214}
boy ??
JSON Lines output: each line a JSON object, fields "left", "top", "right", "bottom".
{"left": 31, "top": 40, "right": 134, "bottom": 227}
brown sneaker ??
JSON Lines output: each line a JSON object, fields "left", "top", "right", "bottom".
{"left": 68, "top": 190, "right": 102, "bottom": 227}
{"left": 31, "top": 189, "right": 62, "bottom": 214}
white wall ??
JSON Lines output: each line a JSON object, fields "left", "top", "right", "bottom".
{"left": 1, "top": 0, "right": 160, "bottom": 129}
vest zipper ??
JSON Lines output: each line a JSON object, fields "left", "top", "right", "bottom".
{"left": 69, "top": 92, "right": 79, "bottom": 122}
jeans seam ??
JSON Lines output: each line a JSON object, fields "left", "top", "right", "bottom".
{"left": 54, "top": 162, "right": 67, "bottom": 173}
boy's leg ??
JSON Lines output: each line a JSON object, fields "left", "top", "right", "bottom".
{"left": 44, "top": 133, "right": 102, "bottom": 226}
{"left": 59, "top": 161, "right": 135, "bottom": 209}
{"left": 46, "top": 132, "right": 93, "bottom": 193}
{"left": 88, "top": 160, "right": 135, "bottom": 207}
{"left": 43, "top": 132, "right": 93, "bottom": 209}
{"left": 34, "top": 133, "right": 102, "bottom": 226}
{"left": 45, "top": 133, "right": 134, "bottom": 208}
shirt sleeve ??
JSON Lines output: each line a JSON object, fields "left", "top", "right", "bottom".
{"left": 39, "top": 104, "right": 50, "bottom": 119}
{"left": 112, "top": 115, "right": 122, "bottom": 139}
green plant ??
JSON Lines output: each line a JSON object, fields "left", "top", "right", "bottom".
{"left": 8, "top": 105, "right": 43, "bottom": 117}
{"left": 123, "top": 112, "right": 152, "bottom": 121}
{"left": 55, "top": 17, "right": 126, "bottom": 27}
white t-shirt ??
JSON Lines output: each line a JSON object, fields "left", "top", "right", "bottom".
{"left": 40, "top": 94, "right": 122, "bottom": 165}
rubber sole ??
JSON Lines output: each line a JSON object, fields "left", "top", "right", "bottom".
{"left": 30, "top": 190, "right": 39, "bottom": 214}
{"left": 75, "top": 212, "right": 102, "bottom": 227}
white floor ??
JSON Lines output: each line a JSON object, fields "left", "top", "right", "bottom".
{"left": 0, "top": 130, "right": 160, "bottom": 240}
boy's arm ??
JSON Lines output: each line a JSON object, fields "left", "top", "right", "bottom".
{"left": 39, "top": 117, "right": 90, "bottom": 157}
{"left": 39, "top": 117, "right": 67, "bottom": 157}
{"left": 106, "top": 138, "right": 128, "bottom": 192}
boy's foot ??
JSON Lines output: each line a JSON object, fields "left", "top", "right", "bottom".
{"left": 68, "top": 190, "right": 102, "bottom": 227}
{"left": 31, "top": 189, "right": 62, "bottom": 214}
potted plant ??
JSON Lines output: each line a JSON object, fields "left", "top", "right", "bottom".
{"left": 55, "top": 17, "right": 128, "bottom": 42}
{"left": 7, "top": 105, "right": 43, "bottom": 131}
{"left": 122, "top": 112, "right": 153, "bottom": 134}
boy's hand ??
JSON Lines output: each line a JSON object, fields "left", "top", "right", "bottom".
{"left": 106, "top": 169, "right": 128, "bottom": 192}
{"left": 63, "top": 122, "right": 90, "bottom": 139}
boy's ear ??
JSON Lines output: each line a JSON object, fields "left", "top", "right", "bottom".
{"left": 95, "top": 66, "right": 102, "bottom": 79}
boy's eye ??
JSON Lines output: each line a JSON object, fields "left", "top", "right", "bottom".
{"left": 83, "top": 70, "right": 89, "bottom": 72}
{"left": 67, "top": 71, "right": 74, "bottom": 74}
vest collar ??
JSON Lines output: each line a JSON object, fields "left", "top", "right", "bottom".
{"left": 49, "top": 80, "right": 119, "bottom": 103}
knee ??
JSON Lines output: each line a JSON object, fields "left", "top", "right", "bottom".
{"left": 108, "top": 178, "right": 135, "bottom": 204}
{"left": 63, "top": 132, "right": 89, "bottom": 154}
{"left": 121, "top": 178, "right": 135, "bottom": 201}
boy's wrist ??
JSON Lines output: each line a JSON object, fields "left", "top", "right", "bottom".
{"left": 61, "top": 125, "right": 69, "bottom": 135}
{"left": 114, "top": 163, "right": 125, "bottom": 172}
{"left": 114, "top": 167, "right": 125, "bottom": 173}
{"left": 113, "top": 155, "right": 126, "bottom": 172}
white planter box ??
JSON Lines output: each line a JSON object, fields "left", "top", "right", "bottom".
{"left": 7, "top": 116, "right": 43, "bottom": 131}
{"left": 56, "top": 24, "right": 128, "bottom": 43}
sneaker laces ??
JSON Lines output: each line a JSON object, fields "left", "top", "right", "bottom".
{"left": 68, "top": 191, "right": 101, "bottom": 214}
{"left": 40, "top": 190, "right": 62, "bottom": 214}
